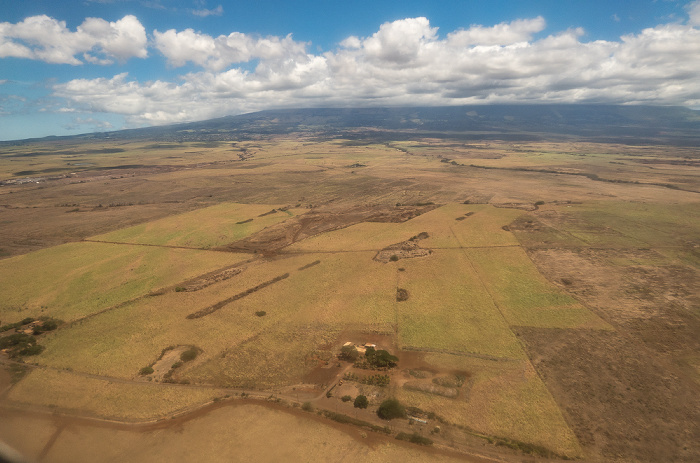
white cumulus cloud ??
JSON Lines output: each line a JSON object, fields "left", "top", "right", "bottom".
{"left": 51, "top": 14, "right": 700, "bottom": 126}
{"left": 688, "top": 0, "right": 700, "bottom": 26}
{"left": 0, "top": 15, "right": 147, "bottom": 65}
{"left": 153, "top": 28, "right": 307, "bottom": 71}
{"left": 447, "top": 16, "right": 546, "bottom": 46}
{"left": 191, "top": 5, "right": 224, "bottom": 17}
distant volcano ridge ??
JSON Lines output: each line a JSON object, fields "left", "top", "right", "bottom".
{"left": 8, "top": 104, "right": 700, "bottom": 146}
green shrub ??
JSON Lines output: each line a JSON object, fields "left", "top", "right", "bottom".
{"left": 31, "top": 318, "right": 60, "bottom": 335}
{"left": 395, "top": 432, "right": 433, "bottom": 446}
{"left": 341, "top": 395, "right": 352, "bottom": 402}
{"left": 301, "top": 402, "right": 314, "bottom": 412}
{"left": 175, "top": 286, "right": 186, "bottom": 292}
{"left": 171, "top": 361, "right": 183, "bottom": 369}
{"left": 0, "top": 317, "right": 35, "bottom": 333}
{"left": 396, "top": 288, "right": 409, "bottom": 302}
{"left": 180, "top": 348, "right": 198, "bottom": 362}
{"left": 359, "top": 374, "right": 390, "bottom": 387}
{"left": 339, "top": 344, "right": 359, "bottom": 361}
{"left": 15, "top": 344, "right": 44, "bottom": 356}
{"left": 389, "top": 255, "right": 399, "bottom": 262}
{"left": 363, "top": 347, "right": 398, "bottom": 369}
{"left": 255, "top": 311, "right": 267, "bottom": 317}
{"left": 139, "top": 366, "right": 154, "bottom": 375}
{"left": 0, "top": 333, "right": 36, "bottom": 349}
{"left": 353, "top": 395, "right": 368, "bottom": 409}
{"left": 377, "top": 398, "right": 406, "bottom": 420}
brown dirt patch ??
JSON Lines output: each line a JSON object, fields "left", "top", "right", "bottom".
{"left": 515, "top": 327, "right": 700, "bottom": 462}
{"left": 141, "top": 346, "right": 191, "bottom": 381}
{"left": 303, "top": 361, "right": 345, "bottom": 386}
{"left": 527, "top": 247, "right": 700, "bottom": 356}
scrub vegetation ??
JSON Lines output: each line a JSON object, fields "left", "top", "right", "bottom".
{"left": 1, "top": 124, "right": 698, "bottom": 463}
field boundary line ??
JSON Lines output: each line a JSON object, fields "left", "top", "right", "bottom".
{"left": 82, "top": 239, "right": 236, "bottom": 252}
{"left": 60, "top": 258, "right": 258, "bottom": 328}
{"left": 400, "top": 346, "right": 521, "bottom": 363}
{"left": 450, "top": 224, "right": 587, "bottom": 450}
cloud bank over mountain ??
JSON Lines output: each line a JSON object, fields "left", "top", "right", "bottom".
{"left": 3, "top": 6, "right": 700, "bottom": 129}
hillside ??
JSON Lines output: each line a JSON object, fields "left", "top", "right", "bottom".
{"left": 5, "top": 105, "right": 700, "bottom": 146}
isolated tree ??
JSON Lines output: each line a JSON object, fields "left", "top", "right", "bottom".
{"left": 377, "top": 398, "right": 406, "bottom": 420}
{"left": 373, "top": 350, "right": 398, "bottom": 368}
{"left": 354, "top": 395, "right": 368, "bottom": 409}
{"left": 364, "top": 347, "right": 398, "bottom": 368}
{"left": 340, "top": 344, "right": 359, "bottom": 361}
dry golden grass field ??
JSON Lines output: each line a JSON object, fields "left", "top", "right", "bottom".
{"left": 1, "top": 133, "right": 699, "bottom": 462}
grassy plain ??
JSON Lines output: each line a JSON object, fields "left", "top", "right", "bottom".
{"left": 0, "top": 404, "right": 471, "bottom": 463}
{"left": 35, "top": 251, "right": 397, "bottom": 381}
{"left": 287, "top": 203, "right": 521, "bottom": 252}
{"left": 0, "top": 241, "right": 248, "bottom": 323}
{"left": 1, "top": 132, "right": 699, "bottom": 463}
{"left": 395, "top": 353, "right": 582, "bottom": 458}
{"left": 466, "top": 247, "right": 610, "bottom": 329}
{"left": 92, "top": 202, "right": 298, "bottom": 248}
{"left": 6, "top": 368, "right": 225, "bottom": 420}
{"left": 395, "top": 250, "right": 524, "bottom": 359}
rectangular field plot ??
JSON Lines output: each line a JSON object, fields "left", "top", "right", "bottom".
{"left": 395, "top": 250, "right": 525, "bottom": 360}
{"left": 395, "top": 352, "right": 582, "bottom": 459}
{"left": 288, "top": 204, "right": 522, "bottom": 252}
{"left": 430, "top": 203, "right": 522, "bottom": 248}
{"left": 35, "top": 252, "right": 396, "bottom": 380}
{"left": 91, "top": 202, "right": 298, "bottom": 248}
{"left": 570, "top": 201, "right": 700, "bottom": 248}
{"left": 466, "top": 247, "right": 610, "bottom": 329}
{"left": 186, "top": 325, "right": 339, "bottom": 389}
{"left": 6, "top": 368, "right": 224, "bottom": 421}
{"left": 0, "top": 241, "right": 248, "bottom": 323}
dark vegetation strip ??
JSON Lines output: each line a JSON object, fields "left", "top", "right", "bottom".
{"left": 258, "top": 208, "right": 279, "bottom": 217}
{"left": 7, "top": 148, "right": 125, "bottom": 158}
{"left": 395, "top": 432, "right": 433, "bottom": 446}
{"left": 82, "top": 239, "right": 229, "bottom": 252}
{"left": 467, "top": 163, "right": 700, "bottom": 194}
{"left": 13, "top": 164, "right": 148, "bottom": 177}
{"left": 317, "top": 410, "right": 392, "bottom": 435}
{"left": 186, "top": 273, "right": 290, "bottom": 319}
{"left": 298, "top": 260, "right": 321, "bottom": 271}
{"left": 401, "top": 345, "right": 520, "bottom": 363}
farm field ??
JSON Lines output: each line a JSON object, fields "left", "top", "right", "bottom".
{"left": 0, "top": 403, "right": 475, "bottom": 463}
{"left": 91, "top": 202, "right": 300, "bottom": 248}
{"left": 0, "top": 241, "right": 248, "bottom": 323}
{"left": 1, "top": 131, "right": 699, "bottom": 463}
{"left": 3, "top": 201, "right": 601, "bottom": 460}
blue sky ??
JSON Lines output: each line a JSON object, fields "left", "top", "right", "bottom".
{"left": 1, "top": 0, "right": 699, "bottom": 140}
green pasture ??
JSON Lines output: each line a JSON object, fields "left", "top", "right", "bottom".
{"left": 395, "top": 250, "right": 525, "bottom": 359}
{"left": 395, "top": 352, "right": 582, "bottom": 459}
{"left": 288, "top": 204, "right": 522, "bottom": 252}
{"left": 466, "top": 247, "right": 610, "bottom": 329}
{"left": 0, "top": 241, "right": 248, "bottom": 324}
{"left": 91, "top": 203, "right": 298, "bottom": 248}
{"left": 35, "top": 252, "right": 397, "bottom": 380}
